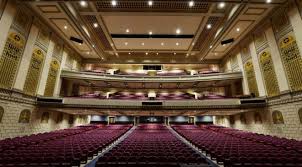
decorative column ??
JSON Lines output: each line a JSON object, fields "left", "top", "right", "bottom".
{"left": 249, "top": 41, "right": 267, "bottom": 97}
{"left": 37, "top": 40, "right": 55, "bottom": 96}
{"left": 236, "top": 52, "right": 250, "bottom": 95}
{"left": 13, "top": 24, "right": 39, "bottom": 91}
{"left": 0, "top": 1, "right": 17, "bottom": 55}
{"left": 53, "top": 51, "right": 68, "bottom": 97}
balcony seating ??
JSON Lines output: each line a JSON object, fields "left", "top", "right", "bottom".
{"left": 109, "top": 92, "right": 148, "bottom": 100}
{"left": 172, "top": 125, "right": 302, "bottom": 167}
{"left": 156, "top": 93, "right": 195, "bottom": 100}
{"left": 79, "top": 93, "right": 107, "bottom": 99}
{"left": 96, "top": 124, "right": 212, "bottom": 167}
{"left": 0, "top": 124, "right": 132, "bottom": 167}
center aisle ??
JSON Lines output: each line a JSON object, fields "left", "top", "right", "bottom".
{"left": 95, "top": 124, "right": 217, "bottom": 167}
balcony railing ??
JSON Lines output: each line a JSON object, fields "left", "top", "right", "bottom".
{"left": 61, "top": 70, "right": 243, "bottom": 82}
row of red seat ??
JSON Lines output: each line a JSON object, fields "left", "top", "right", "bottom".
{"left": 0, "top": 124, "right": 132, "bottom": 167}
{"left": 204, "top": 125, "right": 302, "bottom": 153}
{"left": 96, "top": 124, "right": 213, "bottom": 167}
{"left": 172, "top": 125, "right": 302, "bottom": 167}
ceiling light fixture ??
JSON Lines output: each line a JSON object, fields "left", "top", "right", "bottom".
{"left": 145, "top": 52, "right": 148, "bottom": 55}
{"left": 210, "top": 45, "right": 213, "bottom": 49}
{"left": 79, "top": 1, "right": 88, "bottom": 7}
{"left": 93, "top": 23, "right": 98, "bottom": 28}
{"left": 266, "top": 0, "right": 272, "bottom": 3}
{"left": 189, "top": 1, "right": 194, "bottom": 7}
{"left": 92, "top": 44, "right": 95, "bottom": 48}
{"left": 206, "top": 24, "right": 212, "bottom": 29}
{"left": 148, "top": 1, "right": 153, "bottom": 6}
{"left": 141, "top": 42, "right": 145, "bottom": 46}
{"left": 149, "top": 31, "right": 153, "bottom": 35}
{"left": 174, "top": 53, "right": 176, "bottom": 55}
{"left": 125, "top": 42, "right": 128, "bottom": 45}
{"left": 236, "top": 28, "right": 240, "bottom": 32}
{"left": 156, "top": 53, "right": 159, "bottom": 55}
{"left": 64, "top": 26, "right": 68, "bottom": 30}
{"left": 176, "top": 42, "right": 179, "bottom": 46}
{"left": 111, "top": 0, "right": 117, "bottom": 6}
{"left": 128, "top": 52, "right": 131, "bottom": 55}
{"left": 218, "top": 2, "right": 226, "bottom": 9}
{"left": 126, "top": 29, "right": 130, "bottom": 33}
{"left": 161, "top": 42, "right": 164, "bottom": 46}
{"left": 176, "top": 28, "right": 181, "bottom": 34}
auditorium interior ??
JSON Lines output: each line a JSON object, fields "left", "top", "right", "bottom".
{"left": 0, "top": 0, "right": 302, "bottom": 166}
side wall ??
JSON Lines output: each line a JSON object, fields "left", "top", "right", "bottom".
{"left": 214, "top": 97, "right": 302, "bottom": 140}
{"left": 0, "top": 97, "right": 89, "bottom": 140}
{"left": 216, "top": 1, "right": 302, "bottom": 140}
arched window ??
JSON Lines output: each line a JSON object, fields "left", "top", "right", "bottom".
{"left": 298, "top": 109, "right": 302, "bottom": 124}
{"left": 0, "top": 106, "right": 4, "bottom": 123}
{"left": 68, "top": 115, "right": 74, "bottom": 124}
{"left": 254, "top": 112, "right": 262, "bottom": 124}
{"left": 272, "top": 111, "right": 284, "bottom": 124}
{"left": 56, "top": 113, "right": 63, "bottom": 123}
{"left": 240, "top": 113, "right": 246, "bottom": 124}
{"left": 18, "top": 109, "right": 31, "bottom": 123}
{"left": 41, "top": 112, "right": 49, "bottom": 123}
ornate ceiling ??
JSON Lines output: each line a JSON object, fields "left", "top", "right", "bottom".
{"left": 22, "top": 0, "right": 287, "bottom": 64}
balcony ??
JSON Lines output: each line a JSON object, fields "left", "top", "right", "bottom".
{"left": 61, "top": 70, "right": 243, "bottom": 83}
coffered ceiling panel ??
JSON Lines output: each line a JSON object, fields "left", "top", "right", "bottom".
{"left": 113, "top": 38, "right": 192, "bottom": 50}
{"left": 102, "top": 15, "right": 203, "bottom": 35}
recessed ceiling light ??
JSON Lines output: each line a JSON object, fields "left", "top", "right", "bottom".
{"left": 206, "top": 24, "right": 212, "bottom": 29}
{"left": 141, "top": 42, "right": 145, "bottom": 46}
{"left": 214, "top": 53, "right": 218, "bottom": 56}
{"left": 218, "top": 2, "right": 226, "bottom": 9}
{"left": 161, "top": 42, "right": 164, "bottom": 46}
{"left": 149, "top": 31, "right": 153, "bottom": 35}
{"left": 145, "top": 52, "right": 148, "bottom": 55}
{"left": 111, "top": 0, "right": 117, "bottom": 6}
{"left": 186, "top": 53, "right": 189, "bottom": 56}
{"left": 87, "top": 51, "right": 90, "bottom": 55}
{"left": 111, "top": 43, "right": 113, "bottom": 46}
{"left": 174, "top": 53, "right": 176, "bottom": 55}
{"left": 93, "top": 23, "right": 98, "bottom": 28}
{"left": 176, "top": 42, "right": 179, "bottom": 46}
{"left": 125, "top": 42, "right": 128, "bottom": 45}
{"left": 210, "top": 45, "right": 213, "bottom": 49}
{"left": 222, "top": 44, "right": 226, "bottom": 47}
{"left": 148, "top": 1, "right": 153, "bottom": 6}
{"left": 236, "top": 28, "right": 240, "bottom": 32}
{"left": 128, "top": 52, "right": 131, "bottom": 55}
{"left": 176, "top": 28, "right": 181, "bottom": 34}
{"left": 192, "top": 42, "right": 195, "bottom": 46}
{"left": 64, "top": 25, "right": 68, "bottom": 30}
{"left": 266, "top": 0, "right": 272, "bottom": 3}
{"left": 156, "top": 53, "right": 159, "bottom": 55}
{"left": 189, "top": 1, "right": 194, "bottom": 7}
{"left": 79, "top": 1, "right": 88, "bottom": 7}
{"left": 126, "top": 29, "right": 130, "bottom": 33}
{"left": 92, "top": 44, "right": 95, "bottom": 48}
